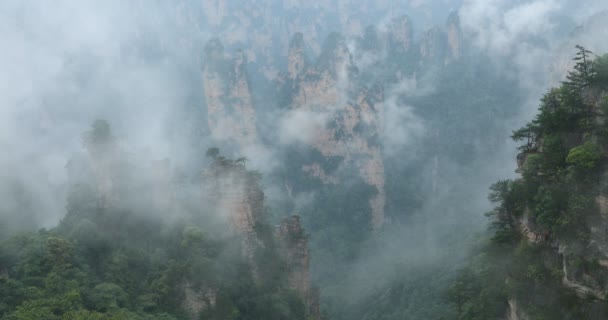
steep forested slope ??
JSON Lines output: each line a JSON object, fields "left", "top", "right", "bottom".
{"left": 450, "top": 49, "right": 608, "bottom": 319}
{"left": 0, "top": 122, "right": 318, "bottom": 320}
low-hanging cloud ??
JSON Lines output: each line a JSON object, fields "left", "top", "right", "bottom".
{"left": 278, "top": 109, "right": 334, "bottom": 145}
{"left": 0, "top": 0, "right": 205, "bottom": 229}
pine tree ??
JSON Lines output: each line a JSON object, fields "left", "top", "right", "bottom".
{"left": 565, "top": 45, "right": 595, "bottom": 90}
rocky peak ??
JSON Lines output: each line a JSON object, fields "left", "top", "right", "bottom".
{"left": 287, "top": 32, "right": 308, "bottom": 80}
{"left": 277, "top": 215, "right": 320, "bottom": 320}
{"left": 203, "top": 161, "right": 264, "bottom": 239}
{"left": 419, "top": 26, "right": 447, "bottom": 64}
{"left": 182, "top": 282, "right": 217, "bottom": 320}
{"left": 280, "top": 32, "right": 386, "bottom": 229}
{"left": 387, "top": 15, "right": 413, "bottom": 55}
{"left": 202, "top": 159, "right": 265, "bottom": 277}
{"left": 317, "top": 32, "right": 358, "bottom": 80}
{"left": 201, "top": 39, "right": 259, "bottom": 150}
{"left": 194, "top": 157, "right": 319, "bottom": 318}
{"left": 277, "top": 215, "right": 310, "bottom": 296}
{"left": 360, "top": 25, "right": 382, "bottom": 54}
{"left": 506, "top": 299, "right": 530, "bottom": 320}
{"left": 445, "top": 12, "right": 462, "bottom": 63}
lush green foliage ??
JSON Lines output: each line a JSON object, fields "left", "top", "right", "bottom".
{"left": 0, "top": 123, "right": 309, "bottom": 320}
{"left": 449, "top": 49, "right": 608, "bottom": 320}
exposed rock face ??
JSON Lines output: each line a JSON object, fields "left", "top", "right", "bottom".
{"left": 596, "top": 194, "right": 608, "bottom": 216}
{"left": 506, "top": 299, "right": 530, "bottom": 320}
{"left": 191, "top": 0, "right": 440, "bottom": 80}
{"left": 277, "top": 215, "right": 320, "bottom": 320}
{"left": 202, "top": 162, "right": 264, "bottom": 261}
{"left": 287, "top": 33, "right": 308, "bottom": 80}
{"left": 199, "top": 163, "right": 319, "bottom": 318}
{"left": 560, "top": 246, "right": 607, "bottom": 300}
{"left": 419, "top": 26, "right": 447, "bottom": 65}
{"left": 199, "top": 12, "right": 464, "bottom": 230}
{"left": 414, "top": 13, "right": 463, "bottom": 67}
{"left": 280, "top": 33, "right": 386, "bottom": 228}
{"left": 83, "top": 127, "right": 123, "bottom": 209}
{"left": 387, "top": 15, "right": 413, "bottom": 56}
{"left": 277, "top": 217, "right": 311, "bottom": 297}
{"left": 517, "top": 209, "right": 549, "bottom": 244}
{"left": 182, "top": 282, "right": 217, "bottom": 320}
{"left": 202, "top": 39, "right": 259, "bottom": 150}
{"left": 445, "top": 12, "right": 462, "bottom": 64}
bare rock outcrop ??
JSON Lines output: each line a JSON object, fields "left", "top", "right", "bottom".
{"left": 182, "top": 282, "right": 217, "bottom": 320}
{"left": 445, "top": 12, "right": 462, "bottom": 64}
{"left": 277, "top": 215, "right": 320, "bottom": 320}
{"left": 202, "top": 39, "right": 259, "bottom": 151}
{"left": 506, "top": 299, "right": 530, "bottom": 320}
{"left": 280, "top": 32, "right": 386, "bottom": 228}
{"left": 277, "top": 216, "right": 311, "bottom": 295}
{"left": 386, "top": 15, "right": 413, "bottom": 56}
{"left": 202, "top": 161, "right": 265, "bottom": 261}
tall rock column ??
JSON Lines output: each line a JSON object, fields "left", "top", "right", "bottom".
{"left": 202, "top": 162, "right": 264, "bottom": 262}
{"left": 202, "top": 39, "right": 259, "bottom": 150}
{"left": 283, "top": 34, "right": 386, "bottom": 228}
{"left": 281, "top": 32, "right": 386, "bottom": 228}
{"left": 277, "top": 215, "right": 321, "bottom": 320}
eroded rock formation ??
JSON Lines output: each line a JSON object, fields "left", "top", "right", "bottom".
{"left": 198, "top": 159, "right": 319, "bottom": 319}
{"left": 182, "top": 282, "right": 217, "bottom": 320}
{"left": 279, "top": 32, "right": 386, "bottom": 228}
{"left": 202, "top": 160, "right": 264, "bottom": 261}
{"left": 202, "top": 39, "right": 260, "bottom": 150}
{"left": 277, "top": 215, "right": 320, "bottom": 319}
{"left": 506, "top": 299, "right": 530, "bottom": 320}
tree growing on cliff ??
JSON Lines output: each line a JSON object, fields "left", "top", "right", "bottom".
{"left": 566, "top": 45, "right": 595, "bottom": 90}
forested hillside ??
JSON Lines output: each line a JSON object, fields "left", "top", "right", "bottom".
{"left": 2, "top": 2, "right": 608, "bottom": 320}
{"left": 0, "top": 122, "right": 318, "bottom": 320}
{"left": 449, "top": 49, "right": 608, "bottom": 319}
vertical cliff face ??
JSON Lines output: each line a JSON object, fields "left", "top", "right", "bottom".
{"left": 199, "top": 12, "right": 464, "bottom": 231}
{"left": 419, "top": 27, "right": 447, "bottom": 65}
{"left": 82, "top": 121, "right": 123, "bottom": 209}
{"left": 281, "top": 32, "right": 386, "bottom": 228}
{"left": 506, "top": 299, "right": 530, "bottom": 320}
{"left": 287, "top": 33, "right": 308, "bottom": 80}
{"left": 277, "top": 215, "right": 320, "bottom": 319}
{"left": 196, "top": 160, "right": 319, "bottom": 319}
{"left": 387, "top": 15, "right": 413, "bottom": 56}
{"left": 202, "top": 39, "right": 259, "bottom": 151}
{"left": 416, "top": 12, "right": 463, "bottom": 66}
{"left": 167, "top": 0, "right": 459, "bottom": 83}
{"left": 182, "top": 283, "right": 217, "bottom": 320}
{"left": 445, "top": 12, "right": 462, "bottom": 64}
{"left": 202, "top": 161, "right": 264, "bottom": 261}
{"left": 277, "top": 216, "right": 310, "bottom": 296}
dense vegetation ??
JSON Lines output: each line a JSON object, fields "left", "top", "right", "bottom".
{"left": 449, "top": 48, "right": 608, "bottom": 319}
{"left": 0, "top": 122, "right": 309, "bottom": 320}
